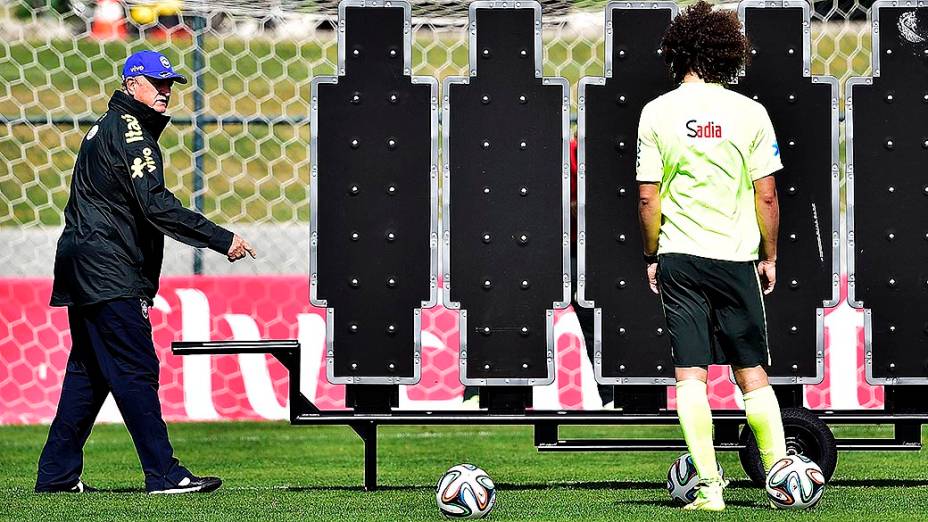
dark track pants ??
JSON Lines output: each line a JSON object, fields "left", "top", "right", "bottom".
{"left": 35, "top": 298, "right": 189, "bottom": 492}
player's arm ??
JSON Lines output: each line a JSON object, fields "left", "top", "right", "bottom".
{"left": 638, "top": 182, "right": 661, "bottom": 295}
{"left": 636, "top": 105, "right": 663, "bottom": 257}
{"left": 638, "top": 183, "right": 661, "bottom": 258}
{"left": 635, "top": 105, "right": 663, "bottom": 294}
{"left": 754, "top": 176, "right": 778, "bottom": 295}
{"left": 116, "top": 132, "right": 251, "bottom": 260}
{"left": 750, "top": 106, "right": 783, "bottom": 294}
{"left": 754, "top": 176, "right": 779, "bottom": 264}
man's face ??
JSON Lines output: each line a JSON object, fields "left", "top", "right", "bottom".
{"left": 126, "top": 75, "right": 174, "bottom": 113}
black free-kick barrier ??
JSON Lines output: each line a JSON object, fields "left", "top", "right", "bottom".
{"left": 309, "top": 0, "right": 439, "bottom": 389}
{"left": 173, "top": 0, "right": 928, "bottom": 491}
{"left": 442, "top": 1, "right": 571, "bottom": 391}
{"left": 847, "top": 1, "right": 928, "bottom": 385}
{"left": 731, "top": 0, "right": 841, "bottom": 383}
{"left": 578, "top": 0, "right": 840, "bottom": 387}
{"left": 577, "top": 3, "right": 679, "bottom": 385}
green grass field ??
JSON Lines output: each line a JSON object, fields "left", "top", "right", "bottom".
{"left": 2, "top": 422, "right": 927, "bottom": 521}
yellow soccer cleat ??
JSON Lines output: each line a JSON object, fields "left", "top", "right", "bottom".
{"left": 683, "top": 479, "right": 726, "bottom": 512}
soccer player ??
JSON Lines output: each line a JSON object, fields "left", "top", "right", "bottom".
{"left": 35, "top": 50, "right": 255, "bottom": 494}
{"left": 636, "top": 2, "right": 787, "bottom": 511}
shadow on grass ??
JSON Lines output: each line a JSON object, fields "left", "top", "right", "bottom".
{"left": 69, "top": 477, "right": 928, "bottom": 494}
{"left": 827, "top": 479, "right": 928, "bottom": 487}
{"left": 32, "top": 487, "right": 147, "bottom": 494}
{"left": 498, "top": 481, "right": 665, "bottom": 491}
{"left": 725, "top": 478, "right": 928, "bottom": 488}
{"left": 617, "top": 499, "right": 762, "bottom": 508}
{"left": 282, "top": 481, "right": 668, "bottom": 492}
{"left": 283, "top": 485, "right": 429, "bottom": 492}
{"left": 100, "top": 487, "right": 147, "bottom": 493}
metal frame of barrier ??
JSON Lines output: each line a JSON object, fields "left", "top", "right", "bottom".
{"left": 173, "top": 339, "right": 928, "bottom": 490}
{"left": 162, "top": 0, "right": 928, "bottom": 492}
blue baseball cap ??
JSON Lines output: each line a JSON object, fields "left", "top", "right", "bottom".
{"left": 122, "top": 50, "right": 188, "bottom": 84}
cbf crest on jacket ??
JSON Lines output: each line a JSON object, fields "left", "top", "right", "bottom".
{"left": 51, "top": 90, "right": 233, "bottom": 307}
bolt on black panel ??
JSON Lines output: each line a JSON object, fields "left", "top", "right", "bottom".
{"left": 443, "top": 2, "right": 570, "bottom": 385}
{"left": 577, "top": 4, "right": 678, "bottom": 385}
{"left": 310, "top": 1, "right": 438, "bottom": 385}
{"left": 847, "top": 5, "right": 928, "bottom": 384}
{"left": 731, "top": 3, "right": 840, "bottom": 383}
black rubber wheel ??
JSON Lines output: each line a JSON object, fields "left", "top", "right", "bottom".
{"left": 739, "top": 407, "right": 838, "bottom": 486}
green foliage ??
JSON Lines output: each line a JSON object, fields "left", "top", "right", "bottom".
{"left": 12, "top": 0, "right": 72, "bottom": 20}
{"left": 0, "top": 24, "right": 871, "bottom": 226}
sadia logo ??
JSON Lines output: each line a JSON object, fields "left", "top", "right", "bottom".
{"left": 685, "top": 119, "right": 723, "bottom": 139}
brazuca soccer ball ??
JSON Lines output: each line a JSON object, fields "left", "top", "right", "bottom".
{"left": 435, "top": 463, "right": 496, "bottom": 519}
{"left": 766, "top": 454, "right": 826, "bottom": 509}
{"left": 666, "top": 453, "right": 724, "bottom": 504}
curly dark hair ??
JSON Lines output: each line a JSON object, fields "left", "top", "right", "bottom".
{"left": 661, "top": 1, "right": 748, "bottom": 84}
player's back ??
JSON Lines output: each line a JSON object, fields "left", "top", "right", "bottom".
{"left": 636, "top": 82, "right": 782, "bottom": 261}
{"left": 642, "top": 82, "right": 772, "bottom": 176}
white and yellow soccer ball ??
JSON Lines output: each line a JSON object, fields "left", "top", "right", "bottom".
{"left": 435, "top": 463, "right": 497, "bottom": 519}
{"left": 666, "top": 453, "right": 724, "bottom": 504}
{"left": 766, "top": 454, "right": 826, "bottom": 509}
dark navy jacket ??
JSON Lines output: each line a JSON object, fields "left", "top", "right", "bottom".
{"left": 51, "top": 90, "right": 232, "bottom": 306}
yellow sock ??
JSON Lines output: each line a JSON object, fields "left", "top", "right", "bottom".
{"left": 676, "top": 379, "right": 720, "bottom": 481}
{"left": 743, "top": 385, "right": 787, "bottom": 472}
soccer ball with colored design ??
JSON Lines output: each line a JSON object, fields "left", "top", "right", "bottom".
{"left": 766, "top": 454, "right": 826, "bottom": 509}
{"left": 666, "top": 453, "right": 725, "bottom": 504}
{"left": 435, "top": 463, "right": 497, "bottom": 519}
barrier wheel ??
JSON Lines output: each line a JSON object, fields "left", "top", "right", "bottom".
{"left": 739, "top": 407, "right": 838, "bottom": 486}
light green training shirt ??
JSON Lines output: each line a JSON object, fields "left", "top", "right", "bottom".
{"left": 635, "top": 82, "right": 783, "bottom": 262}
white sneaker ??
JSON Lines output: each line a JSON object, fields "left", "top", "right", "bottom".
{"left": 149, "top": 475, "right": 222, "bottom": 494}
{"left": 683, "top": 478, "right": 726, "bottom": 512}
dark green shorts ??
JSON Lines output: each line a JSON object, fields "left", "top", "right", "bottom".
{"left": 657, "top": 253, "right": 769, "bottom": 368}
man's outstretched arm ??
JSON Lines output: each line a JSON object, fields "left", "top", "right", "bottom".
{"left": 117, "top": 134, "right": 255, "bottom": 261}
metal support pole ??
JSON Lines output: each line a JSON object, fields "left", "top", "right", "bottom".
{"left": 360, "top": 422, "right": 378, "bottom": 491}
{"left": 894, "top": 422, "right": 923, "bottom": 446}
{"left": 534, "top": 422, "right": 558, "bottom": 446}
{"left": 713, "top": 419, "right": 741, "bottom": 446}
{"left": 773, "top": 384, "right": 804, "bottom": 409}
{"left": 191, "top": 14, "right": 206, "bottom": 275}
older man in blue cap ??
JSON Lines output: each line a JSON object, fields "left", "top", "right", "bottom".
{"left": 35, "top": 50, "right": 255, "bottom": 494}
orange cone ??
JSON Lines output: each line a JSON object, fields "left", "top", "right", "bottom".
{"left": 92, "top": 0, "right": 127, "bottom": 40}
